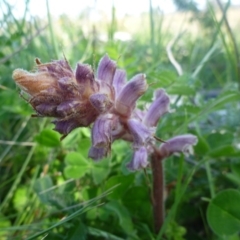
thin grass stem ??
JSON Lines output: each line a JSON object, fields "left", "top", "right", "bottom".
{"left": 205, "top": 159, "right": 215, "bottom": 198}
{"left": 46, "top": 0, "right": 58, "bottom": 58}
{"left": 215, "top": 0, "right": 240, "bottom": 90}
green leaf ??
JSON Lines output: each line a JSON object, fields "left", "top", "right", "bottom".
{"left": 81, "top": 186, "right": 100, "bottom": 201}
{"left": 208, "top": 145, "right": 236, "bottom": 158}
{"left": 194, "top": 134, "right": 210, "bottom": 156}
{"left": 65, "top": 152, "right": 89, "bottom": 166}
{"left": 67, "top": 220, "right": 87, "bottom": 240}
{"left": 88, "top": 227, "right": 125, "bottom": 240}
{"left": 0, "top": 214, "right": 11, "bottom": 228}
{"left": 225, "top": 163, "right": 240, "bottom": 186}
{"left": 122, "top": 186, "right": 151, "bottom": 220}
{"left": 64, "top": 152, "right": 91, "bottom": 179}
{"left": 167, "top": 83, "right": 195, "bottom": 96}
{"left": 231, "top": 163, "right": 240, "bottom": 180}
{"left": 209, "top": 91, "right": 240, "bottom": 111}
{"left": 33, "top": 175, "right": 54, "bottom": 204}
{"left": 207, "top": 189, "right": 240, "bottom": 236}
{"left": 152, "top": 70, "right": 177, "bottom": 87}
{"left": 77, "top": 138, "right": 91, "bottom": 157}
{"left": 13, "top": 187, "right": 28, "bottom": 211}
{"left": 64, "top": 165, "right": 90, "bottom": 179}
{"left": 105, "top": 175, "right": 134, "bottom": 199}
{"left": 35, "top": 129, "right": 61, "bottom": 147}
{"left": 175, "top": 91, "right": 240, "bottom": 133}
{"left": 207, "top": 132, "right": 233, "bottom": 149}
{"left": 62, "top": 130, "right": 81, "bottom": 148}
{"left": 92, "top": 158, "right": 111, "bottom": 184}
{"left": 105, "top": 200, "right": 135, "bottom": 234}
{"left": 225, "top": 173, "right": 240, "bottom": 186}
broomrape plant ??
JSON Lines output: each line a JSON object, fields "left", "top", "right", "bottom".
{"left": 12, "top": 54, "right": 197, "bottom": 231}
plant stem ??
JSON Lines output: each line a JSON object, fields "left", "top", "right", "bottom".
{"left": 151, "top": 148, "right": 164, "bottom": 233}
{"left": 215, "top": 0, "right": 240, "bottom": 90}
{"left": 46, "top": 0, "right": 58, "bottom": 58}
{"left": 205, "top": 159, "right": 215, "bottom": 198}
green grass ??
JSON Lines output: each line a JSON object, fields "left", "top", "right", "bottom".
{"left": 0, "top": 0, "right": 240, "bottom": 239}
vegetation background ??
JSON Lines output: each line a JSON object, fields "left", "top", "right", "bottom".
{"left": 0, "top": 0, "right": 240, "bottom": 239}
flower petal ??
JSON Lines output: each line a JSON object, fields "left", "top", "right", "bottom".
{"left": 53, "top": 119, "right": 80, "bottom": 135}
{"left": 56, "top": 100, "right": 82, "bottom": 117}
{"left": 89, "top": 93, "right": 113, "bottom": 113}
{"left": 38, "top": 59, "right": 74, "bottom": 79}
{"left": 112, "top": 69, "right": 126, "bottom": 98}
{"left": 88, "top": 146, "right": 108, "bottom": 161}
{"left": 127, "top": 147, "right": 148, "bottom": 171}
{"left": 75, "top": 63, "right": 94, "bottom": 84}
{"left": 97, "top": 54, "right": 116, "bottom": 85}
{"left": 127, "top": 118, "right": 154, "bottom": 147}
{"left": 144, "top": 88, "right": 170, "bottom": 127}
{"left": 116, "top": 74, "right": 147, "bottom": 116}
{"left": 92, "top": 114, "right": 112, "bottom": 148}
{"left": 34, "top": 103, "right": 58, "bottom": 117}
{"left": 159, "top": 134, "right": 198, "bottom": 158}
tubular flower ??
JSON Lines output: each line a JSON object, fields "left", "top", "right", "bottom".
{"left": 115, "top": 74, "right": 148, "bottom": 117}
{"left": 13, "top": 55, "right": 197, "bottom": 170}
{"left": 143, "top": 89, "right": 170, "bottom": 127}
{"left": 127, "top": 146, "right": 148, "bottom": 171}
{"left": 159, "top": 134, "right": 198, "bottom": 159}
{"left": 127, "top": 119, "right": 155, "bottom": 148}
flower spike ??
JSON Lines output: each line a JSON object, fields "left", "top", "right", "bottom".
{"left": 13, "top": 55, "right": 198, "bottom": 170}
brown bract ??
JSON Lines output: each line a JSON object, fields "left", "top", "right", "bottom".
{"left": 12, "top": 58, "right": 100, "bottom": 137}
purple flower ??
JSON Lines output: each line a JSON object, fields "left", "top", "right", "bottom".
{"left": 12, "top": 57, "right": 114, "bottom": 137}
{"left": 144, "top": 89, "right": 170, "bottom": 127}
{"left": 75, "top": 63, "right": 94, "bottom": 85}
{"left": 112, "top": 69, "right": 126, "bottom": 98}
{"left": 13, "top": 55, "right": 198, "bottom": 170}
{"left": 91, "top": 114, "right": 112, "bottom": 149}
{"left": 88, "top": 146, "right": 108, "bottom": 161}
{"left": 89, "top": 93, "right": 113, "bottom": 113}
{"left": 127, "top": 147, "right": 148, "bottom": 171}
{"left": 159, "top": 134, "right": 198, "bottom": 159}
{"left": 115, "top": 74, "right": 148, "bottom": 117}
{"left": 127, "top": 118, "right": 155, "bottom": 148}
{"left": 97, "top": 54, "right": 116, "bottom": 85}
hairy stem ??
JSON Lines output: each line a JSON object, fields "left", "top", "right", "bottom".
{"left": 151, "top": 148, "right": 165, "bottom": 233}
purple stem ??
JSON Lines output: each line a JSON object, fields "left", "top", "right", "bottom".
{"left": 151, "top": 147, "right": 165, "bottom": 233}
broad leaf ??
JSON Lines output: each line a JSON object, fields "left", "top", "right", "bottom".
{"left": 207, "top": 189, "right": 240, "bottom": 236}
{"left": 35, "top": 129, "right": 61, "bottom": 147}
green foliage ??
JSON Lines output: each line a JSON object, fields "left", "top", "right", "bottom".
{"left": 64, "top": 152, "right": 91, "bottom": 179}
{"left": 207, "top": 189, "right": 240, "bottom": 236}
{"left": 35, "top": 129, "right": 61, "bottom": 147}
{"left": 0, "top": 0, "right": 240, "bottom": 239}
